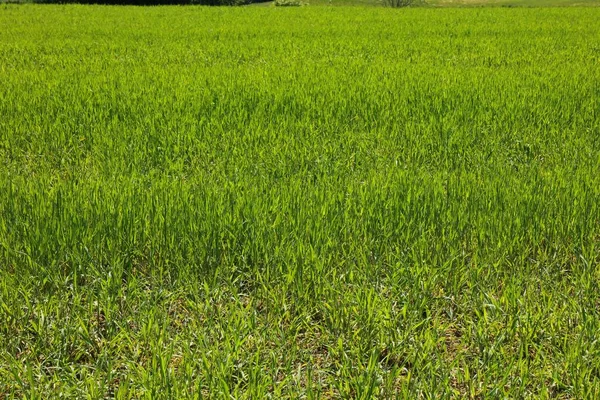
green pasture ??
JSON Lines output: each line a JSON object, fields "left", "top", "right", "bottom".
{"left": 304, "top": 0, "right": 600, "bottom": 6}
{"left": 1, "top": 5, "right": 600, "bottom": 399}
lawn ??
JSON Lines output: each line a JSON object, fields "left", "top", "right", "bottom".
{"left": 1, "top": 5, "right": 600, "bottom": 399}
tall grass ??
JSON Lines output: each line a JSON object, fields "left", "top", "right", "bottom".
{"left": 1, "top": 5, "right": 599, "bottom": 398}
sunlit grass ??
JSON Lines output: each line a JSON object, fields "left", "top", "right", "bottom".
{"left": 1, "top": 5, "right": 599, "bottom": 398}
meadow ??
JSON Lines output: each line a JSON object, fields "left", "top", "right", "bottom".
{"left": 1, "top": 4, "right": 600, "bottom": 398}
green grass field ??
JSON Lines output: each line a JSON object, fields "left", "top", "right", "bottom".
{"left": 1, "top": 4, "right": 600, "bottom": 399}
{"left": 424, "top": 0, "right": 600, "bottom": 7}
{"left": 303, "top": 0, "right": 600, "bottom": 7}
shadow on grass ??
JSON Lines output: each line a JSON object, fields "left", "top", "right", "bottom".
{"left": 7, "top": 0, "right": 273, "bottom": 5}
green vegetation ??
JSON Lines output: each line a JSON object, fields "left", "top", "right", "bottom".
{"left": 426, "top": 0, "right": 600, "bottom": 7}
{"left": 304, "top": 0, "right": 600, "bottom": 8}
{"left": 274, "top": 0, "right": 303, "bottom": 7}
{"left": 1, "top": 4, "right": 600, "bottom": 398}
{"left": 4, "top": 0, "right": 600, "bottom": 7}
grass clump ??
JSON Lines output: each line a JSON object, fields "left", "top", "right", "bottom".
{"left": 385, "top": 0, "right": 413, "bottom": 7}
{"left": 275, "top": 0, "right": 304, "bottom": 6}
{"left": 1, "top": 4, "right": 600, "bottom": 399}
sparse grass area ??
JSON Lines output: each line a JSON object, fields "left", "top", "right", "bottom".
{"left": 1, "top": 5, "right": 600, "bottom": 398}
